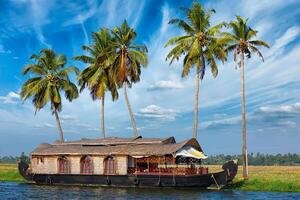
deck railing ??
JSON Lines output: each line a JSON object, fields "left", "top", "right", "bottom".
{"left": 127, "top": 167, "right": 208, "bottom": 176}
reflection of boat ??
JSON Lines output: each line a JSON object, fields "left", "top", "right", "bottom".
{"left": 18, "top": 136, "right": 238, "bottom": 188}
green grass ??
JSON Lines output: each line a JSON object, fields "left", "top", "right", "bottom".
{"left": 0, "top": 164, "right": 24, "bottom": 182}
{"left": 1, "top": 164, "right": 300, "bottom": 192}
{"left": 209, "top": 165, "right": 300, "bottom": 192}
{"left": 226, "top": 178, "right": 300, "bottom": 192}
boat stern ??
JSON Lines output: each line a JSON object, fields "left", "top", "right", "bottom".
{"left": 18, "top": 161, "right": 33, "bottom": 181}
{"left": 222, "top": 159, "right": 238, "bottom": 182}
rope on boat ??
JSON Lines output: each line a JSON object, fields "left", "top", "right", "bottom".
{"left": 211, "top": 174, "right": 220, "bottom": 190}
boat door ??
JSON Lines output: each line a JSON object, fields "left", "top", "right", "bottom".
{"left": 104, "top": 156, "right": 117, "bottom": 175}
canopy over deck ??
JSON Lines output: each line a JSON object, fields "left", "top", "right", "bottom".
{"left": 176, "top": 146, "right": 207, "bottom": 159}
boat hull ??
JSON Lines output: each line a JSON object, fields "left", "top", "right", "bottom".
{"left": 18, "top": 160, "right": 238, "bottom": 188}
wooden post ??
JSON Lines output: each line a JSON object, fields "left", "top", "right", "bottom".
{"left": 159, "top": 157, "right": 161, "bottom": 180}
{"left": 135, "top": 158, "right": 138, "bottom": 177}
{"left": 147, "top": 157, "right": 149, "bottom": 174}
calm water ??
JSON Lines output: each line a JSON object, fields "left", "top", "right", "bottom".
{"left": 1, "top": 182, "right": 300, "bottom": 200}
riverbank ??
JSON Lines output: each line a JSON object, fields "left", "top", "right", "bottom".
{"left": 0, "top": 164, "right": 23, "bottom": 182}
{"left": 1, "top": 164, "right": 300, "bottom": 192}
{"left": 210, "top": 165, "right": 300, "bottom": 192}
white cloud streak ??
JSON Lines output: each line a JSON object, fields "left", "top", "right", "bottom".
{"left": 0, "top": 92, "right": 20, "bottom": 104}
{"left": 148, "top": 80, "right": 184, "bottom": 90}
{"left": 137, "top": 105, "right": 177, "bottom": 121}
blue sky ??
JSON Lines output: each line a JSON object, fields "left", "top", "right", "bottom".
{"left": 0, "top": 0, "right": 300, "bottom": 156}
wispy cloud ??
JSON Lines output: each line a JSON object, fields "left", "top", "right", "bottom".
{"left": 0, "top": 44, "right": 12, "bottom": 54}
{"left": 34, "top": 123, "right": 55, "bottom": 129}
{"left": 0, "top": 92, "right": 20, "bottom": 104}
{"left": 259, "top": 102, "right": 300, "bottom": 114}
{"left": 137, "top": 105, "right": 177, "bottom": 121}
{"left": 60, "top": 114, "right": 78, "bottom": 121}
{"left": 265, "top": 26, "right": 300, "bottom": 58}
{"left": 148, "top": 80, "right": 184, "bottom": 90}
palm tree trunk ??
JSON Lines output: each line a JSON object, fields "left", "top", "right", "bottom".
{"left": 101, "top": 94, "right": 105, "bottom": 138}
{"left": 53, "top": 108, "right": 64, "bottom": 142}
{"left": 124, "top": 82, "right": 138, "bottom": 137}
{"left": 193, "top": 67, "right": 200, "bottom": 139}
{"left": 240, "top": 53, "right": 249, "bottom": 180}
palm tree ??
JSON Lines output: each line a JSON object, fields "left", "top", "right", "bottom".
{"left": 110, "top": 20, "right": 148, "bottom": 137}
{"left": 222, "top": 16, "right": 269, "bottom": 180}
{"left": 20, "top": 49, "right": 79, "bottom": 142}
{"left": 74, "top": 28, "right": 118, "bottom": 138}
{"left": 165, "top": 2, "right": 227, "bottom": 139}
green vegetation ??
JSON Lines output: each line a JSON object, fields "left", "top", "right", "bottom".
{"left": 20, "top": 49, "right": 79, "bottom": 142}
{"left": 204, "top": 153, "right": 300, "bottom": 166}
{"left": 228, "top": 178, "right": 300, "bottom": 192}
{"left": 222, "top": 16, "right": 269, "bottom": 180}
{"left": 226, "top": 166, "right": 300, "bottom": 192}
{"left": 0, "top": 153, "right": 30, "bottom": 164}
{"left": 74, "top": 28, "right": 119, "bottom": 138}
{"left": 109, "top": 20, "right": 148, "bottom": 137}
{"left": 165, "top": 2, "right": 226, "bottom": 139}
{"left": 0, "top": 164, "right": 24, "bottom": 182}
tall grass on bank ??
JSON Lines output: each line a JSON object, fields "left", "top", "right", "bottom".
{"left": 0, "top": 164, "right": 23, "bottom": 182}
{"left": 209, "top": 165, "right": 300, "bottom": 192}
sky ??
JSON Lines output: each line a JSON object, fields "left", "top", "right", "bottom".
{"left": 0, "top": 0, "right": 300, "bottom": 156}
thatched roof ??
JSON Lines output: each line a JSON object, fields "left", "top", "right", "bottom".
{"left": 52, "top": 136, "right": 176, "bottom": 146}
{"left": 31, "top": 136, "right": 203, "bottom": 157}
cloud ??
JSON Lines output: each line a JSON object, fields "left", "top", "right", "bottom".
{"left": 276, "top": 120, "right": 297, "bottom": 128}
{"left": 200, "top": 102, "right": 300, "bottom": 130}
{"left": 63, "top": 3, "right": 98, "bottom": 26}
{"left": 76, "top": 123, "right": 93, "bottom": 129}
{"left": 127, "top": 127, "right": 142, "bottom": 131}
{"left": 87, "top": 127, "right": 99, "bottom": 132}
{"left": 265, "top": 26, "right": 300, "bottom": 58}
{"left": 60, "top": 114, "right": 77, "bottom": 121}
{"left": 34, "top": 123, "right": 55, "bottom": 129}
{"left": 8, "top": 0, "right": 54, "bottom": 47}
{"left": 64, "top": 130, "right": 79, "bottom": 134}
{"left": 259, "top": 102, "right": 300, "bottom": 114}
{"left": 137, "top": 105, "right": 177, "bottom": 121}
{"left": 148, "top": 80, "right": 184, "bottom": 90}
{"left": 0, "top": 92, "right": 20, "bottom": 104}
{"left": 199, "top": 116, "right": 241, "bottom": 130}
{"left": 0, "top": 44, "right": 12, "bottom": 54}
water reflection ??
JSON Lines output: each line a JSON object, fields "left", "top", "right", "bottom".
{"left": 0, "top": 182, "right": 300, "bottom": 200}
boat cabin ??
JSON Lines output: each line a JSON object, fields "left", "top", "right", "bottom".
{"left": 29, "top": 136, "right": 209, "bottom": 176}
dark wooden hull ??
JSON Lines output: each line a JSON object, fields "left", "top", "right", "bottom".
{"left": 18, "top": 160, "right": 238, "bottom": 188}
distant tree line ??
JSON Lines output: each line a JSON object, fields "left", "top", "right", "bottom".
{"left": 0, "top": 152, "right": 30, "bottom": 164}
{"left": 204, "top": 153, "right": 300, "bottom": 166}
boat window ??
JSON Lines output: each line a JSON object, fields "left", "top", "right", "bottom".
{"left": 104, "top": 156, "right": 117, "bottom": 175}
{"left": 36, "top": 157, "right": 44, "bottom": 165}
{"left": 80, "top": 156, "right": 94, "bottom": 174}
{"left": 58, "top": 156, "right": 70, "bottom": 174}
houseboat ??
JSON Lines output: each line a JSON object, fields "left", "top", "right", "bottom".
{"left": 19, "top": 136, "right": 238, "bottom": 188}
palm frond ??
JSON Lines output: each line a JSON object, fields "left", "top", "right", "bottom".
{"left": 249, "top": 45, "right": 265, "bottom": 61}
{"left": 249, "top": 40, "right": 270, "bottom": 48}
